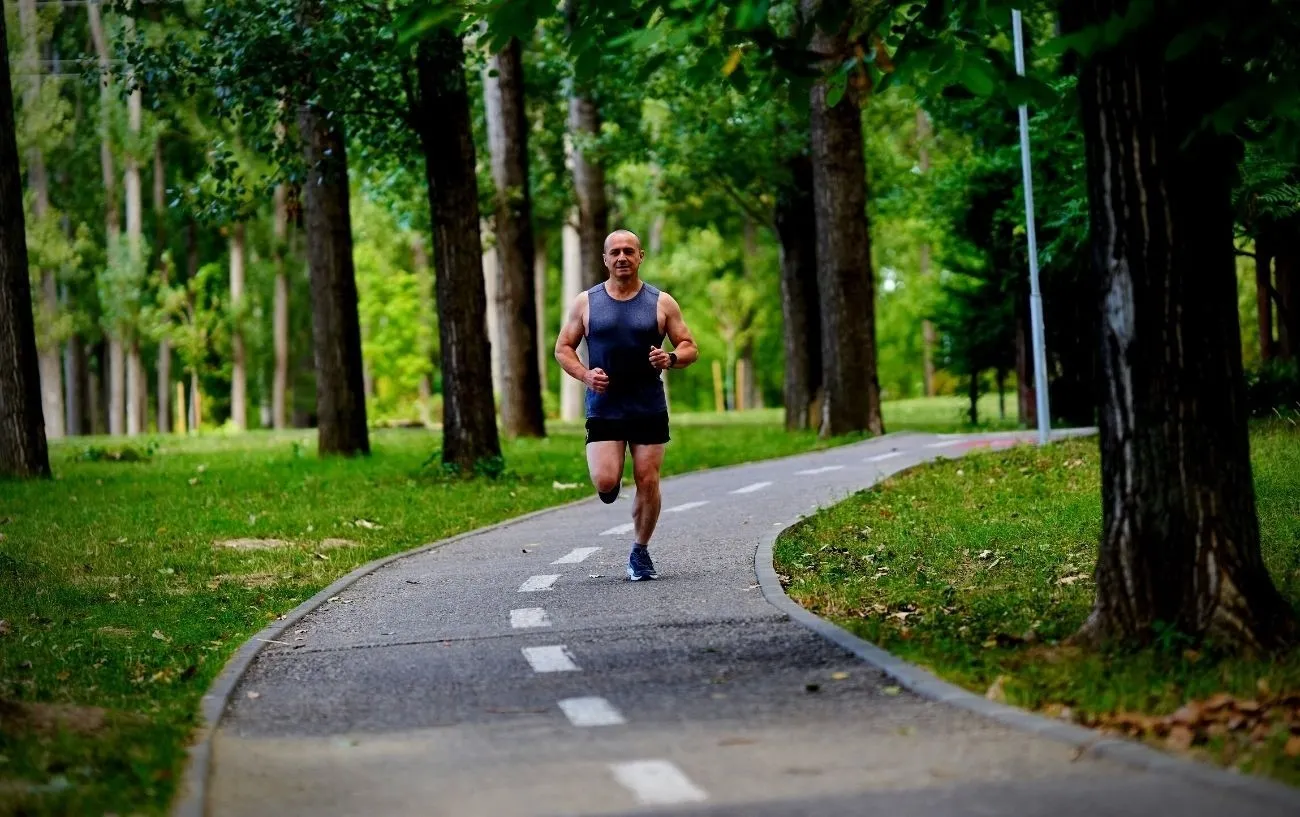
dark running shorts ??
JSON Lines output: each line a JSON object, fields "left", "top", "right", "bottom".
{"left": 585, "top": 412, "right": 671, "bottom": 446}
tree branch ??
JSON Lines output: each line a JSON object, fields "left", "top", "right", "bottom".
{"left": 715, "top": 178, "right": 775, "bottom": 234}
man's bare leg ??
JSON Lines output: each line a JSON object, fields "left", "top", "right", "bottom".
{"left": 586, "top": 440, "right": 626, "bottom": 503}
{"left": 630, "top": 443, "right": 665, "bottom": 546}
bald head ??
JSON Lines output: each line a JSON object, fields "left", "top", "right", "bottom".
{"left": 603, "top": 229, "right": 642, "bottom": 254}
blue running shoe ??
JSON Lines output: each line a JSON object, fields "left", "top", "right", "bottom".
{"left": 627, "top": 546, "right": 657, "bottom": 581}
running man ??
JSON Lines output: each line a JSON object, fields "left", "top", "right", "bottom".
{"left": 554, "top": 229, "right": 699, "bottom": 581}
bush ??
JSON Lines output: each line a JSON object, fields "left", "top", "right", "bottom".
{"left": 1245, "top": 359, "right": 1300, "bottom": 417}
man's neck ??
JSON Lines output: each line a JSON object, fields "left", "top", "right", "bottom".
{"left": 604, "top": 275, "right": 643, "bottom": 300}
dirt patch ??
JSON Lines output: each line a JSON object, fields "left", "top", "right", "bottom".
{"left": 318, "top": 538, "right": 360, "bottom": 550}
{"left": 215, "top": 538, "right": 290, "bottom": 551}
{"left": 207, "top": 572, "right": 279, "bottom": 589}
{"left": 0, "top": 700, "right": 109, "bottom": 737}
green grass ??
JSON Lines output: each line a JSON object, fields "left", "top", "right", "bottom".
{"left": 881, "top": 393, "right": 1021, "bottom": 433}
{"left": 775, "top": 419, "right": 1300, "bottom": 785}
{"left": 0, "top": 415, "right": 864, "bottom": 816}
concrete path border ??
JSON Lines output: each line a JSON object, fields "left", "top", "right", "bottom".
{"left": 753, "top": 476, "right": 1300, "bottom": 812}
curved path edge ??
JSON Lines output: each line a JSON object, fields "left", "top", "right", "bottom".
{"left": 172, "top": 430, "right": 916, "bottom": 817}
{"left": 753, "top": 464, "right": 1300, "bottom": 813}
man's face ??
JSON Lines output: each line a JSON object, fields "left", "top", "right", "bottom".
{"left": 603, "top": 233, "right": 643, "bottom": 280}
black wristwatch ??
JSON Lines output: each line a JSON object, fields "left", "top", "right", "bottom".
{"left": 667, "top": 352, "right": 677, "bottom": 369}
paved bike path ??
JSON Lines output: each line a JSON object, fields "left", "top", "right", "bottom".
{"left": 205, "top": 431, "right": 1293, "bottom": 816}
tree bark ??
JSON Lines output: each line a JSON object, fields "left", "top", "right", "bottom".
{"left": 19, "top": 0, "right": 64, "bottom": 441}
{"left": 0, "top": 12, "right": 50, "bottom": 477}
{"left": 996, "top": 367, "right": 1007, "bottom": 420}
{"left": 1254, "top": 232, "right": 1274, "bottom": 363}
{"left": 298, "top": 104, "right": 369, "bottom": 456}
{"left": 804, "top": 1, "right": 884, "bottom": 437}
{"left": 484, "top": 38, "right": 546, "bottom": 438}
{"left": 775, "top": 154, "right": 821, "bottom": 431}
{"left": 88, "top": 0, "right": 122, "bottom": 440}
{"left": 154, "top": 142, "right": 171, "bottom": 433}
{"left": 559, "top": 216, "right": 584, "bottom": 421}
{"left": 272, "top": 184, "right": 290, "bottom": 429}
{"left": 1015, "top": 295, "right": 1037, "bottom": 427}
{"left": 63, "top": 336, "right": 86, "bottom": 436}
{"left": 967, "top": 371, "right": 979, "bottom": 426}
{"left": 534, "top": 233, "right": 549, "bottom": 394}
{"left": 565, "top": 3, "right": 610, "bottom": 290}
{"left": 89, "top": 342, "right": 105, "bottom": 435}
{"left": 917, "top": 108, "right": 937, "bottom": 398}
{"left": 1066, "top": 0, "right": 1294, "bottom": 648}
{"left": 229, "top": 222, "right": 247, "bottom": 429}
{"left": 415, "top": 29, "right": 501, "bottom": 471}
{"left": 1275, "top": 224, "right": 1298, "bottom": 361}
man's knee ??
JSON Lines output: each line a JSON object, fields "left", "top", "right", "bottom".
{"left": 633, "top": 466, "right": 660, "bottom": 493}
{"left": 594, "top": 472, "right": 621, "bottom": 493}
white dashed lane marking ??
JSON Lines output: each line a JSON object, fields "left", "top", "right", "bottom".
{"left": 551, "top": 547, "right": 601, "bottom": 564}
{"left": 665, "top": 501, "right": 709, "bottom": 513}
{"left": 517, "top": 574, "right": 559, "bottom": 592}
{"left": 521, "top": 645, "right": 579, "bottom": 673}
{"left": 509, "top": 608, "right": 551, "bottom": 628}
{"left": 730, "top": 481, "right": 772, "bottom": 494}
{"left": 795, "top": 465, "right": 844, "bottom": 475}
{"left": 601, "top": 523, "right": 635, "bottom": 536}
{"left": 558, "top": 697, "right": 626, "bottom": 727}
{"left": 925, "top": 440, "right": 962, "bottom": 449}
{"left": 867, "top": 451, "right": 902, "bottom": 462}
{"left": 610, "top": 760, "right": 708, "bottom": 805}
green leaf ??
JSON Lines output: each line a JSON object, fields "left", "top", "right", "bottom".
{"left": 956, "top": 59, "right": 998, "bottom": 98}
{"left": 825, "top": 71, "right": 848, "bottom": 108}
{"left": 733, "top": 0, "right": 771, "bottom": 31}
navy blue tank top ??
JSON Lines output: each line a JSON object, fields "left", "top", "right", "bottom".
{"left": 585, "top": 281, "right": 668, "bottom": 419}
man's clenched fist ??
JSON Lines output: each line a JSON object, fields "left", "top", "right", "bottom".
{"left": 584, "top": 367, "right": 610, "bottom": 393}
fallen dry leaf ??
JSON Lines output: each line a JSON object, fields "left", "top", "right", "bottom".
{"left": 151, "top": 630, "right": 171, "bottom": 643}
{"left": 0, "top": 620, "right": 10, "bottom": 637}
{"left": 354, "top": 519, "right": 383, "bottom": 530}
{"left": 831, "top": 671, "right": 849, "bottom": 681}
{"left": 985, "top": 675, "right": 1009, "bottom": 703}
{"left": 1166, "top": 725, "right": 1195, "bottom": 751}
{"left": 552, "top": 481, "right": 579, "bottom": 490}
{"left": 1056, "top": 574, "right": 1084, "bottom": 586}
{"left": 246, "top": 691, "right": 260, "bottom": 700}
{"left": 882, "top": 685, "right": 901, "bottom": 697}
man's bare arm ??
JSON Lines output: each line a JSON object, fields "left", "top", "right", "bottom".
{"left": 652, "top": 293, "right": 699, "bottom": 369}
{"left": 555, "top": 292, "right": 608, "bottom": 392}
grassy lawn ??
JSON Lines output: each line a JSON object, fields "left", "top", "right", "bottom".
{"left": 0, "top": 415, "right": 865, "bottom": 816}
{"left": 881, "top": 394, "right": 1021, "bottom": 433}
{"left": 776, "top": 418, "right": 1300, "bottom": 785}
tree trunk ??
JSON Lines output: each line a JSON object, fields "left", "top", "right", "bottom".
{"left": 154, "top": 142, "right": 171, "bottom": 433}
{"left": 565, "top": 2, "right": 610, "bottom": 290}
{"left": 19, "top": 0, "right": 65, "bottom": 441}
{"left": 559, "top": 215, "right": 584, "bottom": 421}
{"left": 1275, "top": 225, "right": 1298, "bottom": 361}
{"left": 89, "top": 341, "right": 105, "bottom": 435}
{"left": 229, "top": 222, "right": 247, "bottom": 429}
{"left": 272, "top": 185, "right": 290, "bottom": 429}
{"left": 775, "top": 154, "right": 821, "bottom": 431}
{"left": 804, "top": 2, "right": 884, "bottom": 437}
{"left": 967, "top": 371, "right": 979, "bottom": 426}
{"left": 534, "top": 233, "right": 549, "bottom": 395}
{"left": 996, "top": 367, "right": 1007, "bottom": 420}
{"left": 108, "top": 339, "right": 125, "bottom": 436}
{"left": 298, "top": 104, "right": 369, "bottom": 456}
{"left": 481, "top": 236, "right": 503, "bottom": 396}
{"left": 0, "top": 13, "right": 50, "bottom": 477}
{"left": 63, "top": 335, "right": 86, "bottom": 436}
{"left": 917, "top": 108, "right": 937, "bottom": 398}
{"left": 1015, "top": 295, "right": 1037, "bottom": 428}
{"left": 415, "top": 29, "right": 501, "bottom": 471}
{"left": 1254, "top": 233, "right": 1274, "bottom": 363}
{"left": 1066, "top": 0, "right": 1294, "bottom": 648}
{"left": 484, "top": 38, "right": 546, "bottom": 438}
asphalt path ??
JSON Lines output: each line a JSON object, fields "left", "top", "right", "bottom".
{"left": 205, "top": 430, "right": 1295, "bottom": 816}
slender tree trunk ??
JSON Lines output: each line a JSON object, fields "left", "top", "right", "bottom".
{"left": 154, "top": 143, "right": 171, "bottom": 433}
{"left": 559, "top": 215, "right": 584, "bottom": 421}
{"left": 775, "top": 154, "right": 822, "bottom": 431}
{"left": 63, "top": 334, "right": 86, "bottom": 436}
{"left": 108, "top": 339, "right": 125, "bottom": 436}
{"left": 123, "top": 49, "right": 144, "bottom": 437}
{"left": 298, "top": 104, "right": 369, "bottom": 456}
{"left": 804, "top": 1, "right": 884, "bottom": 437}
{"left": 410, "top": 234, "right": 436, "bottom": 428}
{"left": 484, "top": 38, "right": 545, "bottom": 438}
{"left": 917, "top": 108, "right": 937, "bottom": 398}
{"left": 566, "top": 2, "right": 610, "bottom": 289}
{"left": 1275, "top": 225, "right": 1298, "bottom": 361}
{"left": 88, "top": 3, "right": 123, "bottom": 436}
{"left": 996, "top": 367, "right": 1007, "bottom": 420}
{"left": 415, "top": 29, "right": 501, "bottom": 471}
{"left": 534, "top": 233, "right": 548, "bottom": 396}
{"left": 1065, "top": 0, "right": 1294, "bottom": 648}
{"left": 1015, "top": 295, "right": 1037, "bottom": 427}
{"left": 967, "top": 371, "right": 979, "bottom": 426}
{"left": 272, "top": 184, "right": 290, "bottom": 429}
{"left": 0, "top": 13, "right": 50, "bottom": 477}
{"left": 481, "top": 235, "right": 503, "bottom": 397}
{"left": 1254, "top": 232, "right": 1274, "bottom": 363}
{"left": 229, "top": 223, "right": 247, "bottom": 430}
{"left": 89, "top": 342, "right": 105, "bottom": 435}
{"left": 19, "top": 0, "right": 65, "bottom": 441}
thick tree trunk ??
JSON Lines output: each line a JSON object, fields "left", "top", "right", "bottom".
{"left": 804, "top": 2, "right": 883, "bottom": 437}
{"left": 564, "top": 1, "right": 610, "bottom": 292}
{"left": 154, "top": 143, "right": 171, "bottom": 433}
{"left": 0, "top": 15, "right": 50, "bottom": 477}
{"left": 272, "top": 184, "right": 290, "bottom": 429}
{"left": 298, "top": 104, "right": 369, "bottom": 456}
{"left": 559, "top": 216, "right": 584, "bottom": 421}
{"left": 415, "top": 30, "right": 501, "bottom": 471}
{"left": 775, "top": 154, "right": 822, "bottom": 431}
{"left": 484, "top": 38, "right": 545, "bottom": 438}
{"left": 1066, "top": 0, "right": 1294, "bottom": 648}
{"left": 229, "top": 223, "right": 247, "bottom": 430}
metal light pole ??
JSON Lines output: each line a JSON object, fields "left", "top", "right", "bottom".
{"left": 1012, "top": 9, "right": 1051, "bottom": 445}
